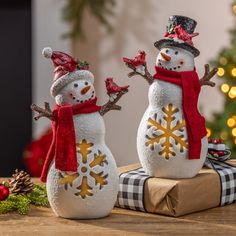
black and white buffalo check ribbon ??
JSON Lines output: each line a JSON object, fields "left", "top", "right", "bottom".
{"left": 117, "top": 142, "right": 236, "bottom": 212}
{"left": 116, "top": 168, "right": 150, "bottom": 212}
{"left": 205, "top": 158, "right": 236, "bottom": 206}
{"left": 205, "top": 141, "right": 236, "bottom": 205}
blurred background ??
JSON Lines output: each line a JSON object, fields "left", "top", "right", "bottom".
{"left": 1, "top": 0, "right": 235, "bottom": 176}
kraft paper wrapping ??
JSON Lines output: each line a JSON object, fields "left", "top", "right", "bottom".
{"left": 118, "top": 160, "right": 236, "bottom": 217}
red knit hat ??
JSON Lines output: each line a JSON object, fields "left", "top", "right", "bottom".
{"left": 42, "top": 47, "right": 94, "bottom": 97}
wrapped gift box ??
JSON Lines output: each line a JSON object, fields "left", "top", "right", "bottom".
{"left": 116, "top": 160, "right": 236, "bottom": 217}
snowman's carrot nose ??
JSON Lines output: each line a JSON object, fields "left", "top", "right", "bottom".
{"left": 81, "top": 85, "right": 91, "bottom": 95}
{"left": 160, "top": 52, "right": 171, "bottom": 61}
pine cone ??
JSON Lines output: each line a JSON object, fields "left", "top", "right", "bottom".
{"left": 9, "top": 169, "right": 34, "bottom": 195}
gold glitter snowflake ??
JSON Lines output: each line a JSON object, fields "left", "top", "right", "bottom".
{"left": 58, "top": 139, "right": 108, "bottom": 199}
{"left": 145, "top": 104, "right": 188, "bottom": 159}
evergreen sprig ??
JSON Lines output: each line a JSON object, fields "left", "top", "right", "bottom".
{"left": 0, "top": 184, "right": 49, "bottom": 215}
{"left": 62, "top": 0, "right": 116, "bottom": 39}
{"left": 27, "top": 184, "right": 48, "bottom": 206}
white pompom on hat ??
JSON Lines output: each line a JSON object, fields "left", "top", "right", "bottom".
{"left": 42, "top": 47, "right": 94, "bottom": 97}
{"left": 42, "top": 47, "right": 53, "bottom": 58}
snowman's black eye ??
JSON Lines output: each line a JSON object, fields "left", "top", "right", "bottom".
{"left": 175, "top": 51, "right": 178, "bottom": 55}
{"left": 74, "top": 83, "right": 78, "bottom": 88}
{"left": 165, "top": 49, "right": 169, "bottom": 53}
{"left": 84, "top": 81, "right": 88, "bottom": 86}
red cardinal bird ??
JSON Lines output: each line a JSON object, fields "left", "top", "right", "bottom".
{"left": 164, "top": 25, "right": 199, "bottom": 46}
{"left": 105, "top": 77, "right": 129, "bottom": 95}
{"left": 123, "top": 50, "right": 146, "bottom": 67}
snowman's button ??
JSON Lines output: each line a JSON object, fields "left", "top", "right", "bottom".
{"left": 81, "top": 167, "right": 87, "bottom": 173}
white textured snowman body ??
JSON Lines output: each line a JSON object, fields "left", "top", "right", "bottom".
{"left": 46, "top": 71, "right": 119, "bottom": 219}
{"left": 137, "top": 47, "right": 208, "bottom": 178}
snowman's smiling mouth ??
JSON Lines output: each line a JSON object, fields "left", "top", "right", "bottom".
{"left": 157, "top": 57, "right": 184, "bottom": 71}
{"left": 70, "top": 91, "right": 95, "bottom": 104}
{"left": 158, "top": 61, "right": 182, "bottom": 71}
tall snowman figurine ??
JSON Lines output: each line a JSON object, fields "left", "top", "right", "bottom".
{"left": 123, "top": 15, "right": 218, "bottom": 178}
{"left": 31, "top": 47, "right": 129, "bottom": 219}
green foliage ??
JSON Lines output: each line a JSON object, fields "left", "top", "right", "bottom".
{"left": 16, "top": 195, "right": 31, "bottom": 215}
{"left": 62, "top": 0, "right": 116, "bottom": 39}
{"left": 0, "top": 195, "right": 30, "bottom": 215}
{"left": 77, "top": 60, "right": 89, "bottom": 70}
{"left": 0, "top": 196, "right": 17, "bottom": 214}
{"left": 0, "top": 184, "right": 49, "bottom": 215}
{"left": 27, "top": 184, "right": 48, "bottom": 207}
{"left": 208, "top": 1, "right": 236, "bottom": 157}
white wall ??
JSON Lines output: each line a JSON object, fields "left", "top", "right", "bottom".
{"left": 33, "top": 0, "right": 232, "bottom": 166}
{"left": 32, "top": 0, "right": 70, "bottom": 137}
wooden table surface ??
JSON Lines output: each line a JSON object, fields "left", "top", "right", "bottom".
{"left": 0, "top": 204, "right": 236, "bottom": 236}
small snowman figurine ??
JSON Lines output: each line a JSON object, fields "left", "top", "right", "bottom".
{"left": 123, "top": 15, "right": 217, "bottom": 178}
{"left": 31, "top": 47, "right": 129, "bottom": 219}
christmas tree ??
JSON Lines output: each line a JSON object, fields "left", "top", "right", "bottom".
{"left": 207, "top": 1, "right": 236, "bottom": 157}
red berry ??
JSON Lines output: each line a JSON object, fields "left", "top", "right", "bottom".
{"left": 213, "top": 138, "right": 222, "bottom": 144}
{"left": 208, "top": 138, "right": 213, "bottom": 143}
{"left": 0, "top": 185, "right": 10, "bottom": 201}
{"left": 218, "top": 151, "right": 224, "bottom": 156}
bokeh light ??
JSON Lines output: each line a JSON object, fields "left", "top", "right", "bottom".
{"left": 221, "top": 83, "right": 230, "bottom": 93}
{"left": 227, "top": 118, "right": 236, "bottom": 127}
{"left": 233, "top": 4, "right": 236, "bottom": 14}
{"left": 232, "top": 68, "right": 236, "bottom": 76}
{"left": 220, "top": 131, "right": 228, "bottom": 140}
{"left": 206, "top": 128, "right": 211, "bottom": 137}
{"left": 219, "top": 57, "right": 227, "bottom": 65}
{"left": 217, "top": 67, "right": 225, "bottom": 77}
{"left": 232, "top": 128, "right": 236, "bottom": 136}
{"left": 228, "top": 86, "right": 236, "bottom": 98}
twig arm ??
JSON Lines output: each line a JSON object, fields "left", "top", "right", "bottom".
{"left": 31, "top": 102, "right": 53, "bottom": 121}
{"left": 125, "top": 62, "right": 154, "bottom": 85}
{"left": 99, "top": 90, "right": 128, "bottom": 116}
{"left": 200, "top": 64, "right": 218, "bottom": 87}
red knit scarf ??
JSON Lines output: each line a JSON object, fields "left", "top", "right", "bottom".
{"left": 41, "top": 98, "right": 101, "bottom": 182}
{"left": 153, "top": 66, "right": 207, "bottom": 160}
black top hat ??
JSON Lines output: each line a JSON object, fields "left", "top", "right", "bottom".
{"left": 154, "top": 15, "right": 200, "bottom": 57}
